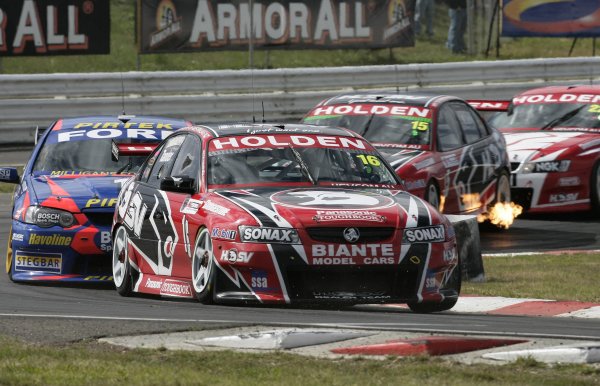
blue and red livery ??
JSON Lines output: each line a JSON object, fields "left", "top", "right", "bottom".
{"left": 1, "top": 115, "right": 191, "bottom": 283}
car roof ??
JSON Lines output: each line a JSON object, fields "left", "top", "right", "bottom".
{"left": 518, "top": 85, "right": 600, "bottom": 96}
{"left": 191, "top": 122, "right": 358, "bottom": 138}
{"left": 56, "top": 115, "right": 190, "bottom": 130}
{"left": 317, "top": 92, "right": 459, "bottom": 107}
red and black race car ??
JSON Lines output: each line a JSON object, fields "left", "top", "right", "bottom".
{"left": 302, "top": 93, "right": 514, "bottom": 226}
{"left": 111, "top": 123, "right": 461, "bottom": 312}
{"left": 0, "top": 115, "right": 191, "bottom": 283}
{"left": 473, "top": 85, "right": 600, "bottom": 214}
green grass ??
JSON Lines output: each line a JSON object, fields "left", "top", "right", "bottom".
{"left": 1, "top": 336, "right": 599, "bottom": 386}
{"left": 464, "top": 253, "right": 600, "bottom": 302}
{"left": 0, "top": 0, "right": 597, "bottom": 74}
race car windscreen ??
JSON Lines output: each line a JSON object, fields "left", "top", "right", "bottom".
{"left": 489, "top": 102, "right": 589, "bottom": 129}
{"left": 33, "top": 138, "right": 148, "bottom": 174}
{"left": 207, "top": 135, "right": 398, "bottom": 187}
{"left": 303, "top": 104, "right": 432, "bottom": 146}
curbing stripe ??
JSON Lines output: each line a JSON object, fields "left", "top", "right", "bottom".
{"left": 558, "top": 305, "right": 600, "bottom": 319}
{"left": 488, "top": 301, "right": 600, "bottom": 317}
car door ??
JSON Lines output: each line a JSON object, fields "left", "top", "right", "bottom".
{"left": 451, "top": 102, "right": 502, "bottom": 211}
{"left": 435, "top": 103, "right": 467, "bottom": 213}
{"left": 125, "top": 134, "right": 186, "bottom": 276}
{"left": 159, "top": 133, "right": 203, "bottom": 279}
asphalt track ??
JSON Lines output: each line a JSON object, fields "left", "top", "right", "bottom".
{"left": 0, "top": 149, "right": 599, "bottom": 344}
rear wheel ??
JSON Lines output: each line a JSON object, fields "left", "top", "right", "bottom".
{"left": 424, "top": 181, "right": 440, "bottom": 211}
{"left": 592, "top": 161, "right": 600, "bottom": 215}
{"left": 408, "top": 261, "right": 462, "bottom": 313}
{"left": 495, "top": 171, "right": 511, "bottom": 205}
{"left": 192, "top": 227, "right": 215, "bottom": 304}
{"left": 112, "top": 226, "right": 133, "bottom": 296}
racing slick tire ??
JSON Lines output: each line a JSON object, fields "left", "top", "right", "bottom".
{"left": 592, "top": 161, "right": 600, "bottom": 215}
{"left": 407, "top": 261, "right": 462, "bottom": 313}
{"left": 424, "top": 180, "right": 441, "bottom": 211}
{"left": 112, "top": 226, "right": 133, "bottom": 297}
{"left": 6, "top": 227, "right": 14, "bottom": 282}
{"left": 192, "top": 227, "right": 216, "bottom": 304}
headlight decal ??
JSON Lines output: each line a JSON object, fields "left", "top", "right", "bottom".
{"left": 24, "top": 206, "right": 76, "bottom": 228}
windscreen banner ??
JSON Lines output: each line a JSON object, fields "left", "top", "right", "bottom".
{"left": 137, "top": 0, "right": 415, "bottom": 53}
{"left": 502, "top": 0, "right": 600, "bottom": 37}
{"left": 0, "top": 0, "right": 110, "bottom": 56}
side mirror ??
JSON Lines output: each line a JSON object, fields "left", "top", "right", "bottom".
{"left": 160, "top": 176, "right": 196, "bottom": 195}
{"left": 0, "top": 167, "right": 20, "bottom": 184}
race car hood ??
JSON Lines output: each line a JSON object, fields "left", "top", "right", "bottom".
{"left": 217, "top": 187, "right": 444, "bottom": 231}
{"left": 27, "top": 174, "right": 129, "bottom": 212}
{"left": 375, "top": 147, "right": 427, "bottom": 170}
{"left": 503, "top": 131, "right": 594, "bottom": 163}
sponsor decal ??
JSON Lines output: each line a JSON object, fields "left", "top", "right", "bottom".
{"left": 312, "top": 210, "right": 385, "bottom": 223}
{"left": 308, "top": 104, "right": 430, "bottom": 119}
{"left": 28, "top": 233, "right": 72, "bottom": 246}
{"left": 403, "top": 225, "right": 445, "bottom": 243}
{"left": 209, "top": 134, "right": 367, "bottom": 151}
{"left": 11, "top": 233, "right": 24, "bottom": 242}
{"left": 15, "top": 251, "right": 62, "bottom": 273}
{"left": 415, "top": 157, "right": 435, "bottom": 170}
{"left": 343, "top": 227, "right": 360, "bottom": 243}
{"left": 559, "top": 176, "right": 580, "bottom": 187}
{"left": 142, "top": 276, "right": 193, "bottom": 297}
{"left": 272, "top": 189, "right": 394, "bottom": 210}
{"left": 50, "top": 171, "right": 115, "bottom": 176}
{"left": 98, "top": 231, "right": 112, "bottom": 252}
{"left": 55, "top": 125, "right": 174, "bottom": 143}
{"left": 123, "top": 191, "right": 148, "bottom": 238}
{"left": 0, "top": 169, "right": 10, "bottom": 179}
{"left": 404, "top": 179, "right": 426, "bottom": 190}
{"left": 384, "top": 0, "right": 411, "bottom": 41}
{"left": 409, "top": 256, "right": 421, "bottom": 264}
{"left": 312, "top": 244, "right": 394, "bottom": 260}
{"left": 513, "top": 94, "right": 600, "bottom": 105}
{"left": 425, "top": 275, "right": 437, "bottom": 290}
{"left": 443, "top": 248, "right": 455, "bottom": 263}
{"left": 251, "top": 270, "right": 269, "bottom": 290}
{"left": 160, "top": 279, "right": 193, "bottom": 297}
{"left": 211, "top": 227, "right": 237, "bottom": 240}
{"left": 180, "top": 198, "right": 203, "bottom": 215}
{"left": 313, "top": 291, "right": 391, "bottom": 300}
{"left": 220, "top": 249, "right": 253, "bottom": 264}
{"left": 201, "top": 200, "right": 229, "bottom": 216}
{"left": 441, "top": 154, "right": 460, "bottom": 168}
{"left": 34, "top": 211, "right": 62, "bottom": 228}
{"left": 85, "top": 198, "right": 118, "bottom": 208}
{"left": 549, "top": 193, "right": 579, "bottom": 203}
{"left": 534, "top": 160, "right": 570, "bottom": 173}
{"left": 239, "top": 226, "right": 299, "bottom": 244}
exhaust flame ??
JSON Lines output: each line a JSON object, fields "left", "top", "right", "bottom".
{"left": 461, "top": 193, "right": 482, "bottom": 212}
{"left": 477, "top": 202, "right": 523, "bottom": 229}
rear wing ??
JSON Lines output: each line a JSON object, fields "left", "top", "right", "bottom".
{"left": 111, "top": 142, "right": 158, "bottom": 162}
{"left": 467, "top": 100, "right": 511, "bottom": 112}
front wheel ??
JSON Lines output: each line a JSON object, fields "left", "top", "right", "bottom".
{"left": 424, "top": 181, "right": 440, "bottom": 211}
{"left": 495, "top": 171, "right": 511, "bottom": 205}
{"left": 408, "top": 262, "right": 462, "bottom": 313}
{"left": 591, "top": 161, "right": 600, "bottom": 215}
{"left": 192, "top": 227, "right": 215, "bottom": 304}
{"left": 112, "top": 226, "right": 133, "bottom": 296}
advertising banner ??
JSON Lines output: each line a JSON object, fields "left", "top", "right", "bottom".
{"left": 138, "top": 0, "right": 415, "bottom": 54}
{"left": 502, "top": 0, "right": 600, "bottom": 37}
{"left": 0, "top": 0, "right": 110, "bottom": 56}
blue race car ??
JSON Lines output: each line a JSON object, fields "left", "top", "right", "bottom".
{"left": 1, "top": 115, "right": 191, "bottom": 283}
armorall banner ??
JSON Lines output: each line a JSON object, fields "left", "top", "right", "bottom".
{"left": 502, "top": 0, "right": 600, "bottom": 37}
{"left": 0, "top": 0, "right": 110, "bottom": 56}
{"left": 138, "top": 0, "right": 415, "bottom": 53}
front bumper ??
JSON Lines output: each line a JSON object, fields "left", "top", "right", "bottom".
{"left": 8, "top": 221, "right": 113, "bottom": 283}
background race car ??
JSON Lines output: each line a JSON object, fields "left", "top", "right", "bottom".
{"left": 472, "top": 86, "right": 600, "bottom": 214}
{"left": 302, "top": 93, "right": 518, "bottom": 227}
{"left": 112, "top": 123, "right": 461, "bottom": 312}
{"left": 1, "top": 115, "right": 191, "bottom": 282}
